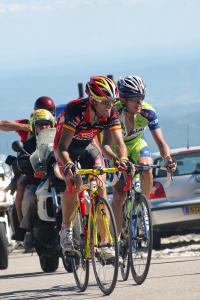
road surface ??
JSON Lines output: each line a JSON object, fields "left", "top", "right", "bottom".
{"left": 0, "top": 245, "right": 200, "bottom": 299}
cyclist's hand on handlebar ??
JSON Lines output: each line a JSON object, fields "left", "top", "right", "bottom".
{"left": 113, "top": 157, "right": 135, "bottom": 174}
{"left": 63, "top": 162, "right": 77, "bottom": 178}
{"left": 164, "top": 156, "right": 177, "bottom": 173}
{"left": 119, "top": 157, "right": 130, "bottom": 169}
{"left": 63, "top": 162, "right": 82, "bottom": 191}
{"left": 112, "top": 156, "right": 129, "bottom": 169}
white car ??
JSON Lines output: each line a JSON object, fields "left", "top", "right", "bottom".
{"left": 150, "top": 146, "right": 200, "bottom": 249}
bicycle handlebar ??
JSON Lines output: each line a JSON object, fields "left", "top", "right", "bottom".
{"left": 76, "top": 164, "right": 169, "bottom": 175}
{"left": 76, "top": 164, "right": 173, "bottom": 192}
{"left": 77, "top": 167, "right": 119, "bottom": 176}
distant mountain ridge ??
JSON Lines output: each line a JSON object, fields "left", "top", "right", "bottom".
{"left": 0, "top": 55, "right": 200, "bottom": 154}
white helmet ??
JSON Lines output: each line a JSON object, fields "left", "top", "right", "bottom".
{"left": 117, "top": 75, "right": 145, "bottom": 99}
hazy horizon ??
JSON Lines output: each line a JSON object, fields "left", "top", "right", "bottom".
{"left": 0, "top": 0, "right": 199, "bottom": 154}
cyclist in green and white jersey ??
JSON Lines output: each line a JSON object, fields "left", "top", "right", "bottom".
{"left": 103, "top": 75, "right": 176, "bottom": 234}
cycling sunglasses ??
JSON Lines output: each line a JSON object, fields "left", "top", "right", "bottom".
{"left": 95, "top": 98, "right": 115, "bottom": 107}
{"left": 120, "top": 95, "right": 145, "bottom": 103}
{"left": 34, "top": 120, "right": 52, "bottom": 127}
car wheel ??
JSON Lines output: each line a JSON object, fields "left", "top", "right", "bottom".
{"left": 153, "top": 230, "right": 161, "bottom": 250}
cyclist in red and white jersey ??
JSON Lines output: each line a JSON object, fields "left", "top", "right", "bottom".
{"left": 54, "top": 76, "right": 129, "bottom": 258}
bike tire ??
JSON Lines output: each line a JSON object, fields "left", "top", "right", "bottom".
{"left": 91, "top": 196, "right": 119, "bottom": 295}
{"left": 71, "top": 208, "right": 89, "bottom": 292}
{"left": 129, "top": 193, "right": 153, "bottom": 285}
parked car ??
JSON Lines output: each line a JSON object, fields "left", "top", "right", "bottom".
{"left": 150, "top": 146, "right": 200, "bottom": 250}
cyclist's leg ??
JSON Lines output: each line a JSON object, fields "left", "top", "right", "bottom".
{"left": 60, "top": 181, "right": 82, "bottom": 251}
{"left": 112, "top": 179, "right": 126, "bottom": 236}
{"left": 20, "top": 182, "right": 37, "bottom": 230}
{"left": 55, "top": 146, "right": 82, "bottom": 251}
{"left": 79, "top": 143, "right": 109, "bottom": 243}
{"left": 61, "top": 177, "right": 82, "bottom": 227}
{"left": 15, "top": 175, "right": 26, "bottom": 223}
{"left": 58, "top": 142, "right": 104, "bottom": 251}
{"left": 129, "top": 138, "right": 153, "bottom": 198}
{"left": 79, "top": 142, "right": 106, "bottom": 195}
{"left": 12, "top": 175, "right": 32, "bottom": 242}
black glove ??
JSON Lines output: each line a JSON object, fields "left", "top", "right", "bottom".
{"left": 63, "top": 162, "right": 76, "bottom": 176}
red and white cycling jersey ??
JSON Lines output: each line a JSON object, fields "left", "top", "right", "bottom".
{"left": 54, "top": 98, "right": 121, "bottom": 152}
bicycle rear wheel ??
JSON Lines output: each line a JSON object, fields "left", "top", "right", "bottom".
{"left": 91, "top": 196, "right": 119, "bottom": 295}
{"left": 129, "top": 193, "right": 152, "bottom": 285}
{"left": 71, "top": 209, "right": 89, "bottom": 292}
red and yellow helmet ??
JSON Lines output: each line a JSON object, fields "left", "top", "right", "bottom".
{"left": 85, "top": 76, "right": 118, "bottom": 101}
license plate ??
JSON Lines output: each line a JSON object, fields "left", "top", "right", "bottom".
{"left": 183, "top": 205, "right": 200, "bottom": 215}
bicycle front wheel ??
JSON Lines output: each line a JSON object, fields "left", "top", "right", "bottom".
{"left": 129, "top": 193, "right": 152, "bottom": 285}
{"left": 71, "top": 209, "right": 89, "bottom": 292}
{"left": 91, "top": 196, "right": 119, "bottom": 295}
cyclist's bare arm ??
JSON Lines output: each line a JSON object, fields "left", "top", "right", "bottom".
{"left": 101, "top": 128, "right": 128, "bottom": 160}
{"left": 0, "top": 120, "right": 29, "bottom": 132}
{"left": 57, "top": 128, "right": 75, "bottom": 166}
{"left": 151, "top": 128, "right": 171, "bottom": 159}
{"left": 151, "top": 128, "right": 176, "bottom": 171}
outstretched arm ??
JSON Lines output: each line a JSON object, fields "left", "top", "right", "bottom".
{"left": 0, "top": 120, "right": 30, "bottom": 132}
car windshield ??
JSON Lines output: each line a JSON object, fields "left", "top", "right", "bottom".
{"left": 154, "top": 151, "right": 200, "bottom": 178}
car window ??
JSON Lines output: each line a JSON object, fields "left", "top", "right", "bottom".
{"left": 153, "top": 151, "right": 200, "bottom": 177}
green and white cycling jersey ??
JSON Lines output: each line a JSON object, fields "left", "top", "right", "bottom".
{"left": 114, "top": 100, "right": 160, "bottom": 162}
{"left": 115, "top": 100, "right": 160, "bottom": 144}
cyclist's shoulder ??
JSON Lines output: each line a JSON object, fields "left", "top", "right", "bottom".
{"left": 141, "top": 101, "right": 157, "bottom": 112}
{"left": 65, "top": 98, "right": 88, "bottom": 111}
{"left": 62, "top": 98, "right": 86, "bottom": 119}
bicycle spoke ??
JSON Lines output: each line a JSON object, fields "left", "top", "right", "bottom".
{"left": 71, "top": 209, "right": 89, "bottom": 292}
{"left": 91, "top": 197, "right": 119, "bottom": 295}
{"left": 119, "top": 200, "right": 131, "bottom": 281}
{"left": 129, "top": 193, "right": 152, "bottom": 285}
{"left": 119, "top": 231, "right": 130, "bottom": 281}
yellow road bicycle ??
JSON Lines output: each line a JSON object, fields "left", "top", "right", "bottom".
{"left": 65, "top": 166, "right": 121, "bottom": 296}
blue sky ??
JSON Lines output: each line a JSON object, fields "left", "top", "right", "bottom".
{"left": 0, "top": 0, "right": 200, "bottom": 154}
{"left": 0, "top": 0, "right": 199, "bottom": 72}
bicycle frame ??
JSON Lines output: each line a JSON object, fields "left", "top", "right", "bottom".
{"left": 71, "top": 168, "right": 118, "bottom": 260}
{"left": 70, "top": 164, "right": 166, "bottom": 259}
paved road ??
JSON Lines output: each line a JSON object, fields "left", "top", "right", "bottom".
{"left": 0, "top": 249, "right": 200, "bottom": 300}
